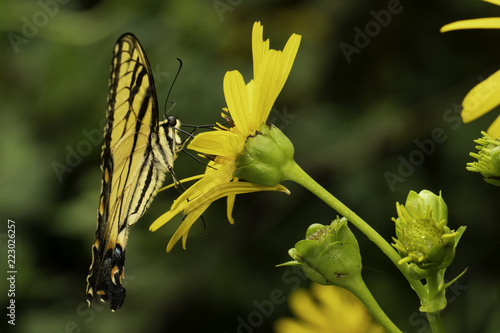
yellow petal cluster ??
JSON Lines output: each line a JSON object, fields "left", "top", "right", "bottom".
{"left": 274, "top": 283, "right": 385, "bottom": 333}
{"left": 441, "top": 0, "right": 500, "bottom": 137}
{"left": 150, "top": 22, "right": 301, "bottom": 251}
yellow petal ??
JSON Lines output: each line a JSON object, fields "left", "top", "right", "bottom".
{"left": 462, "top": 69, "right": 500, "bottom": 122}
{"left": 289, "top": 289, "right": 329, "bottom": 328}
{"left": 252, "top": 22, "right": 265, "bottom": 65}
{"left": 319, "top": 285, "right": 364, "bottom": 329}
{"left": 226, "top": 179, "right": 238, "bottom": 224}
{"left": 165, "top": 170, "right": 234, "bottom": 250}
{"left": 165, "top": 182, "right": 289, "bottom": 251}
{"left": 281, "top": 33, "right": 302, "bottom": 81}
{"left": 150, "top": 164, "right": 235, "bottom": 233}
{"left": 487, "top": 115, "right": 500, "bottom": 138}
{"left": 149, "top": 203, "right": 185, "bottom": 232}
{"left": 157, "top": 161, "right": 289, "bottom": 251}
{"left": 485, "top": 0, "right": 500, "bottom": 5}
{"left": 252, "top": 49, "right": 278, "bottom": 128}
{"left": 224, "top": 70, "right": 251, "bottom": 137}
{"left": 180, "top": 222, "right": 197, "bottom": 250}
{"left": 252, "top": 21, "right": 270, "bottom": 80}
{"left": 172, "top": 164, "right": 235, "bottom": 211}
{"left": 251, "top": 33, "right": 301, "bottom": 130}
{"left": 183, "top": 182, "right": 289, "bottom": 214}
{"left": 273, "top": 318, "right": 324, "bottom": 333}
{"left": 441, "top": 18, "right": 500, "bottom": 32}
{"left": 188, "top": 130, "right": 245, "bottom": 157}
{"left": 245, "top": 79, "right": 256, "bottom": 133}
{"left": 157, "top": 174, "right": 205, "bottom": 192}
{"left": 170, "top": 202, "right": 209, "bottom": 252}
{"left": 226, "top": 194, "right": 235, "bottom": 224}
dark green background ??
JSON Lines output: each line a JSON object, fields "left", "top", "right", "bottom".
{"left": 1, "top": 0, "right": 499, "bottom": 332}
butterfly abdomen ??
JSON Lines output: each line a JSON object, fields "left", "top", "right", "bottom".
{"left": 155, "top": 116, "right": 183, "bottom": 173}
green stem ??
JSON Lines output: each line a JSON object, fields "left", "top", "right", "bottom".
{"left": 346, "top": 274, "right": 402, "bottom": 333}
{"left": 426, "top": 312, "right": 445, "bottom": 333}
{"left": 282, "top": 160, "right": 427, "bottom": 299}
{"left": 422, "top": 270, "right": 446, "bottom": 333}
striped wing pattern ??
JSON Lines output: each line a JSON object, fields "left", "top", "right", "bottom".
{"left": 85, "top": 33, "right": 182, "bottom": 311}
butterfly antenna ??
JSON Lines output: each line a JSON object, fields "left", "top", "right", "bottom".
{"left": 168, "top": 166, "right": 182, "bottom": 190}
{"left": 176, "top": 123, "right": 218, "bottom": 147}
{"left": 177, "top": 127, "right": 197, "bottom": 140}
{"left": 181, "top": 123, "right": 218, "bottom": 129}
{"left": 163, "top": 58, "right": 183, "bottom": 118}
{"left": 181, "top": 150, "right": 217, "bottom": 170}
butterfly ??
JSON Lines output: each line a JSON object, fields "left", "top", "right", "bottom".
{"left": 85, "top": 33, "right": 185, "bottom": 311}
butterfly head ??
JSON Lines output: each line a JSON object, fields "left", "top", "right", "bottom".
{"left": 159, "top": 115, "right": 182, "bottom": 145}
{"left": 166, "top": 115, "right": 180, "bottom": 128}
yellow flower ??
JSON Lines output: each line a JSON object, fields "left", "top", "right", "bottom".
{"left": 149, "top": 22, "right": 301, "bottom": 252}
{"left": 441, "top": 0, "right": 500, "bottom": 138}
{"left": 274, "top": 283, "right": 386, "bottom": 333}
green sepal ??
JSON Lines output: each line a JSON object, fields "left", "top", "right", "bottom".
{"left": 405, "top": 190, "right": 448, "bottom": 224}
{"left": 278, "top": 217, "right": 363, "bottom": 287}
{"left": 467, "top": 131, "right": 500, "bottom": 186}
{"left": 234, "top": 124, "right": 295, "bottom": 186}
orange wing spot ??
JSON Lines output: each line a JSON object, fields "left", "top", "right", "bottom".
{"left": 96, "top": 290, "right": 105, "bottom": 296}
{"left": 111, "top": 266, "right": 120, "bottom": 285}
{"left": 104, "top": 167, "right": 110, "bottom": 182}
{"left": 99, "top": 198, "right": 104, "bottom": 215}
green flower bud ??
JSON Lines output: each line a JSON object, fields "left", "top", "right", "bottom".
{"left": 234, "top": 123, "right": 295, "bottom": 186}
{"left": 467, "top": 131, "right": 500, "bottom": 186}
{"left": 405, "top": 190, "right": 448, "bottom": 224}
{"left": 279, "top": 218, "right": 363, "bottom": 288}
{"left": 392, "top": 190, "right": 465, "bottom": 277}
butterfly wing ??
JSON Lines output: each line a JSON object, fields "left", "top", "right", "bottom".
{"left": 86, "top": 33, "right": 162, "bottom": 311}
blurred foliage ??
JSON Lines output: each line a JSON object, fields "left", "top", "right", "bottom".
{"left": 1, "top": 0, "right": 499, "bottom": 332}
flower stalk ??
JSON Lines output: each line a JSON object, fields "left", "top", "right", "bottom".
{"left": 351, "top": 275, "right": 402, "bottom": 333}
{"left": 390, "top": 190, "right": 467, "bottom": 333}
{"left": 280, "top": 218, "right": 401, "bottom": 333}
{"left": 279, "top": 159, "right": 428, "bottom": 300}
